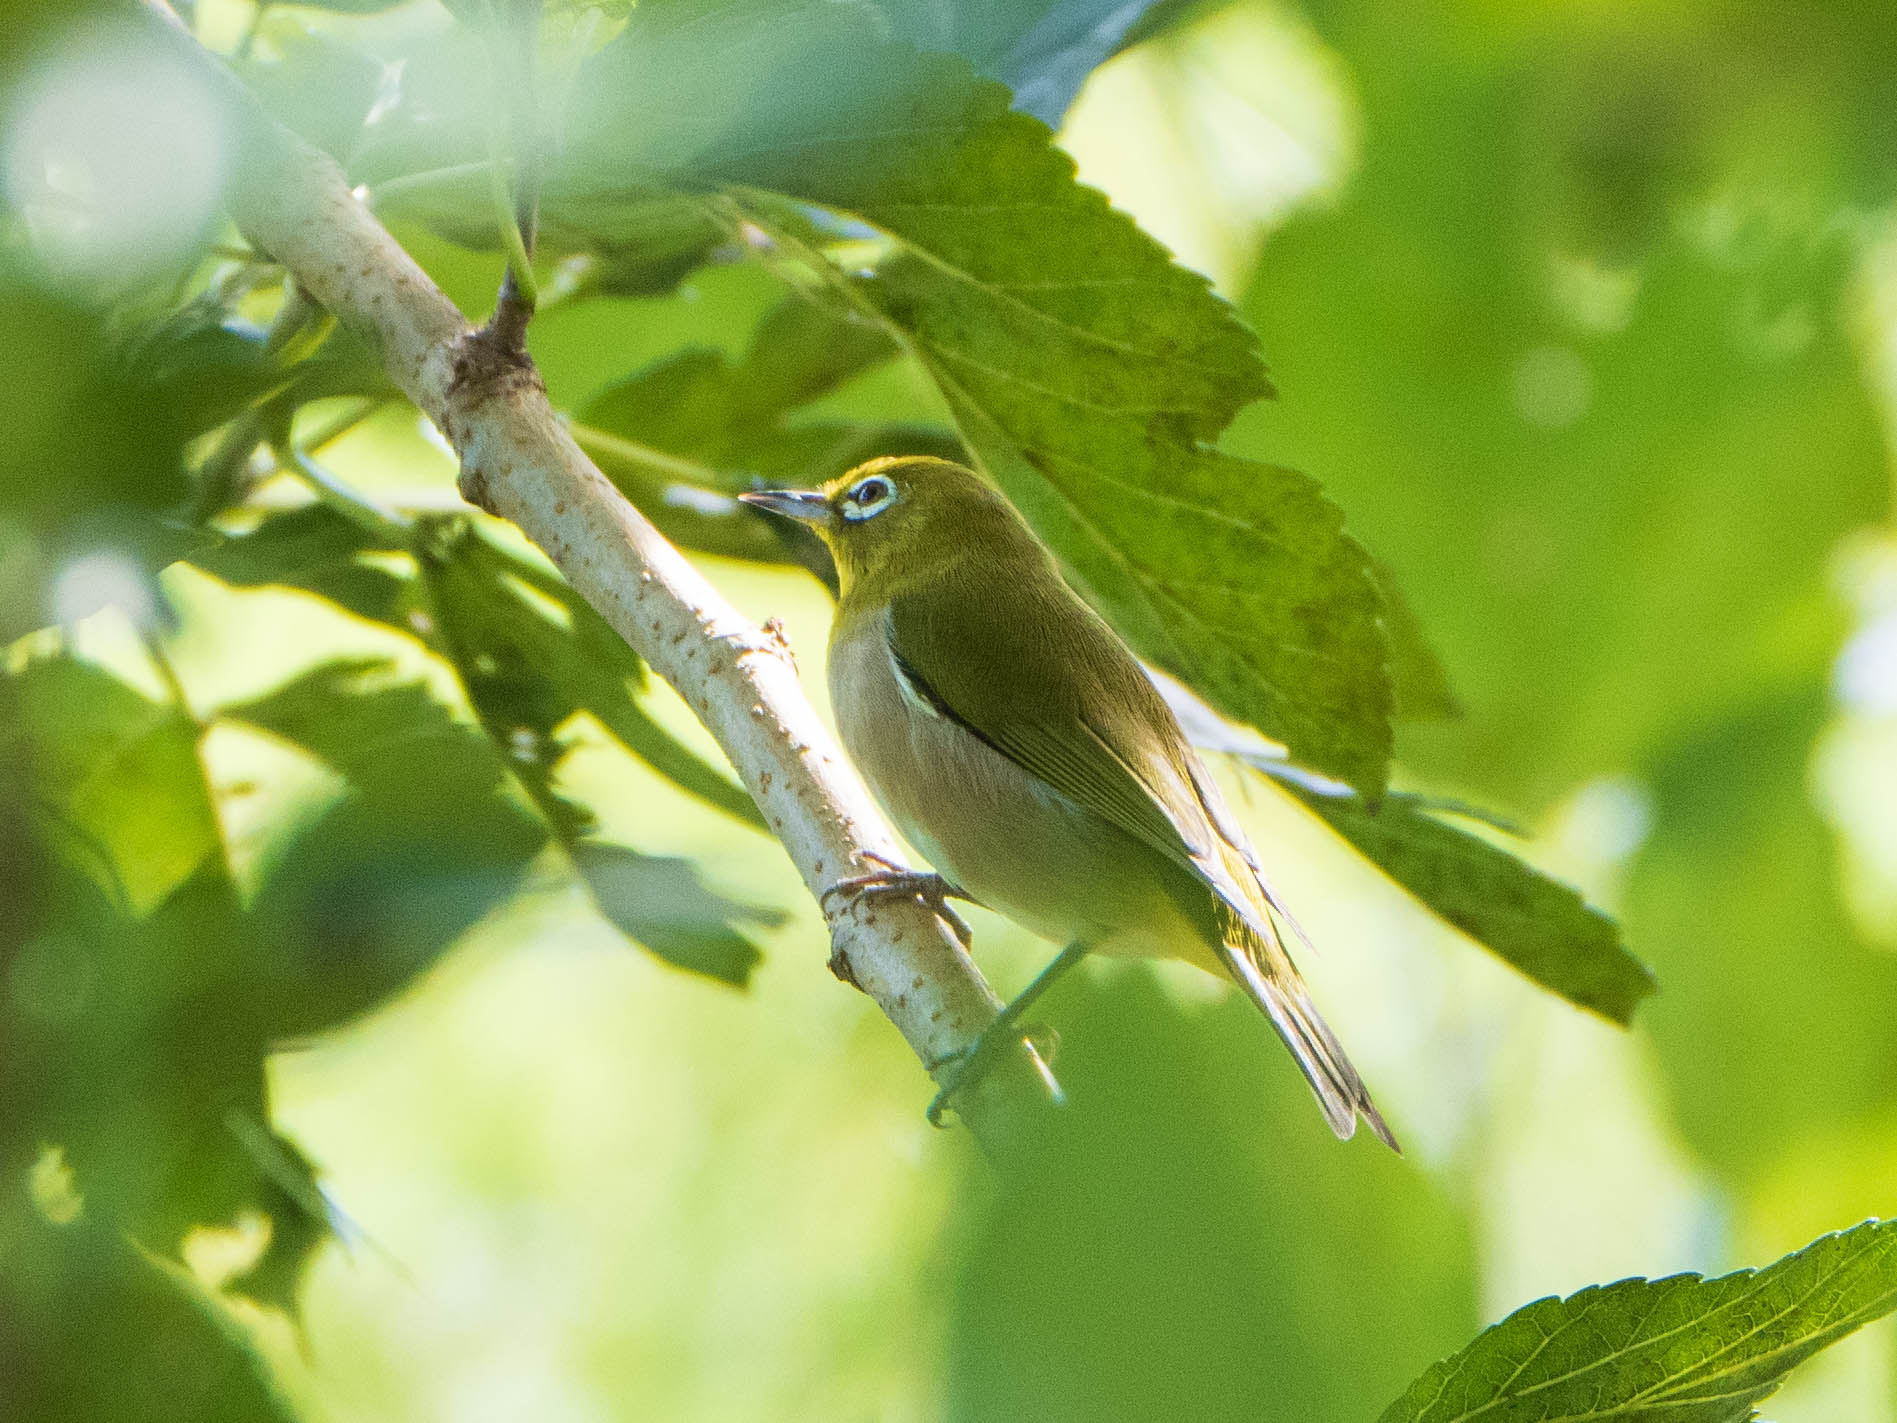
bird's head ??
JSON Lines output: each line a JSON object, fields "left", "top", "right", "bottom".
{"left": 740, "top": 456, "right": 1035, "bottom": 602}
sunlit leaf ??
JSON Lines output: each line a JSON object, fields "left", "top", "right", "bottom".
{"left": 0, "top": 648, "right": 218, "bottom": 915}
{"left": 1382, "top": 1218, "right": 1897, "bottom": 1423}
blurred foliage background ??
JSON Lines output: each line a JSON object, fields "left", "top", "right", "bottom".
{"left": 3, "top": 0, "right": 1896, "bottom": 1418}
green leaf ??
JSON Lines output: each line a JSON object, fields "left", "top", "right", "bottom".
{"left": 569, "top": 841, "right": 769, "bottom": 985}
{"left": 1267, "top": 772, "right": 1654, "bottom": 1026}
{"left": 2, "top": 651, "right": 339, "bottom": 1322}
{"left": 726, "top": 288, "right": 905, "bottom": 416}
{"left": 1382, "top": 1218, "right": 1897, "bottom": 1423}
{"left": 218, "top": 656, "right": 489, "bottom": 798}
{"left": 197, "top": 503, "right": 760, "bottom": 832}
{"left": 898, "top": 0, "right": 1178, "bottom": 126}
{"left": 564, "top": 2, "right": 1397, "bottom": 793}
{"left": 0, "top": 1215, "right": 300, "bottom": 1423}
{"left": 1629, "top": 685, "right": 1897, "bottom": 1191}
{"left": 1, "top": 648, "right": 219, "bottom": 916}
{"left": 0, "top": 279, "right": 202, "bottom": 639}
{"left": 1374, "top": 559, "right": 1461, "bottom": 722}
{"left": 188, "top": 503, "right": 413, "bottom": 629}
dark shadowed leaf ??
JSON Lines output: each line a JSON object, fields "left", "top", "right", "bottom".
{"left": 576, "top": 290, "right": 959, "bottom": 576}
{"left": 874, "top": 0, "right": 1174, "bottom": 126}
{"left": 0, "top": 1216, "right": 298, "bottom": 1423}
{"left": 1382, "top": 1219, "right": 1897, "bottom": 1423}
{"left": 0, "top": 277, "right": 202, "bottom": 639}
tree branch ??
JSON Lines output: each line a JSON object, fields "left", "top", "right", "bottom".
{"left": 136, "top": 0, "right": 1050, "bottom": 1133}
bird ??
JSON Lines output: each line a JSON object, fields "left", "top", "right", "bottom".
{"left": 740, "top": 456, "right": 1395, "bottom": 1149}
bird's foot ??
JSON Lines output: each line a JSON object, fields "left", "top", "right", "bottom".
{"left": 926, "top": 1023, "right": 1063, "bottom": 1127}
{"left": 822, "top": 853, "right": 974, "bottom": 948}
{"left": 924, "top": 940, "right": 1088, "bottom": 1126}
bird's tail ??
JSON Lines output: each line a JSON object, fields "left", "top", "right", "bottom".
{"left": 1214, "top": 905, "right": 1399, "bottom": 1152}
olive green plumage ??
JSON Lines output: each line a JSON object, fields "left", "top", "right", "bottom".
{"left": 742, "top": 456, "right": 1394, "bottom": 1149}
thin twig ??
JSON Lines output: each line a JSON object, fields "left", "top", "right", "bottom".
{"left": 481, "top": 0, "right": 543, "bottom": 351}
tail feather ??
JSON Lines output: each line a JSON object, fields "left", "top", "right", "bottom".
{"left": 1186, "top": 771, "right": 1396, "bottom": 1150}
{"left": 1215, "top": 913, "right": 1399, "bottom": 1153}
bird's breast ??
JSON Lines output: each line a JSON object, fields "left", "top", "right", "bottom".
{"left": 826, "top": 617, "right": 1211, "bottom": 961}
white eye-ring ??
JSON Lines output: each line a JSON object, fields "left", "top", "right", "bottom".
{"left": 841, "top": 474, "right": 897, "bottom": 521}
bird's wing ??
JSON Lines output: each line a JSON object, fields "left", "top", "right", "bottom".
{"left": 883, "top": 576, "right": 1267, "bottom": 936}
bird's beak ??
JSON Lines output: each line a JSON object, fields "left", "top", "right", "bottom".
{"left": 738, "top": 488, "right": 830, "bottom": 524}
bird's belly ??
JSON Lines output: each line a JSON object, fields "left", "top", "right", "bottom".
{"left": 831, "top": 640, "right": 1210, "bottom": 962}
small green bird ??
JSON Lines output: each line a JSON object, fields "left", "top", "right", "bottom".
{"left": 741, "top": 456, "right": 1395, "bottom": 1148}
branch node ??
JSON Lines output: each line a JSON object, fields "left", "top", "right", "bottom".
{"left": 448, "top": 322, "right": 543, "bottom": 408}
{"left": 486, "top": 267, "right": 537, "bottom": 355}
{"left": 826, "top": 944, "right": 862, "bottom": 990}
{"left": 457, "top": 465, "right": 498, "bottom": 515}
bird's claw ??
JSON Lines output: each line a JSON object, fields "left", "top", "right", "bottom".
{"left": 925, "top": 1043, "right": 977, "bottom": 1127}
{"left": 822, "top": 854, "right": 974, "bottom": 948}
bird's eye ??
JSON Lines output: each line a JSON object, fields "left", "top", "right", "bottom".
{"left": 842, "top": 475, "right": 896, "bottom": 520}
